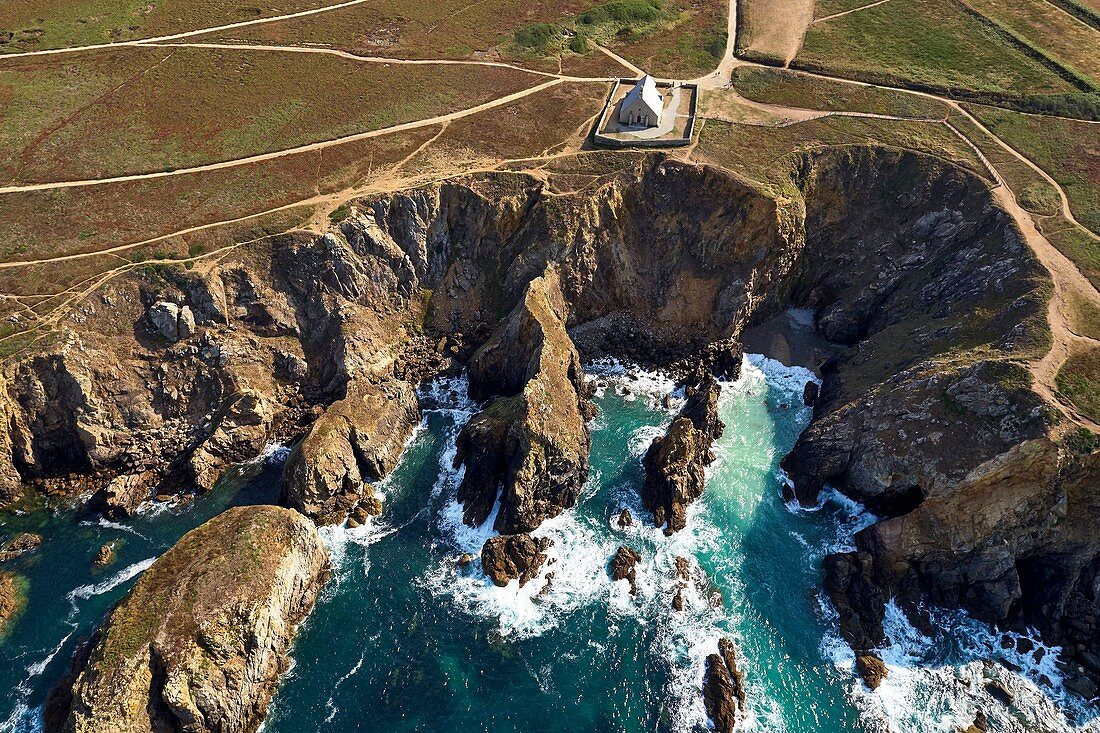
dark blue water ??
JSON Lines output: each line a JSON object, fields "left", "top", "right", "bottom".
{"left": 1, "top": 357, "right": 1095, "bottom": 733}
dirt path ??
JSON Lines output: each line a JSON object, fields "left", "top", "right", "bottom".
{"left": 144, "top": 41, "right": 570, "bottom": 79}
{"left": 593, "top": 44, "right": 643, "bottom": 76}
{"left": 0, "top": 0, "right": 377, "bottom": 60}
{"left": 813, "top": 0, "right": 893, "bottom": 24}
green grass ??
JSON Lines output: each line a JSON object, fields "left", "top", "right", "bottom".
{"left": 965, "top": 105, "right": 1100, "bottom": 235}
{"left": 1067, "top": 290, "right": 1100, "bottom": 340}
{"left": 1057, "top": 345, "right": 1100, "bottom": 423}
{"left": 731, "top": 67, "right": 949, "bottom": 118}
{"left": 795, "top": 0, "right": 1084, "bottom": 105}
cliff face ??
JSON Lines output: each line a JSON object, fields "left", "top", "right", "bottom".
{"left": 1, "top": 148, "right": 1096, "bottom": 695}
{"left": 45, "top": 506, "right": 328, "bottom": 733}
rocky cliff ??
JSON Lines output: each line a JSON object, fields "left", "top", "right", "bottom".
{"left": 45, "top": 506, "right": 328, "bottom": 733}
{"left": 2, "top": 147, "right": 1097, "bottom": 698}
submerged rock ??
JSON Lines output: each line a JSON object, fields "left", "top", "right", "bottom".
{"left": 0, "top": 532, "right": 41, "bottom": 563}
{"left": 641, "top": 376, "right": 724, "bottom": 534}
{"left": 609, "top": 546, "right": 642, "bottom": 595}
{"left": 481, "top": 533, "right": 550, "bottom": 587}
{"left": 45, "top": 506, "right": 328, "bottom": 733}
{"left": 0, "top": 571, "right": 26, "bottom": 636}
{"left": 703, "top": 638, "right": 745, "bottom": 733}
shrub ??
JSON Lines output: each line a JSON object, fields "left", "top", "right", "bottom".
{"left": 513, "top": 23, "right": 558, "bottom": 50}
{"left": 578, "top": 0, "right": 663, "bottom": 27}
{"left": 569, "top": 32, "right": 588, "bottom": 54}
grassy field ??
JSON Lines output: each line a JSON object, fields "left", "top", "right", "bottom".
{"left": 812, "top": 0, "right": 881, "bottom": 19}
{"left": 0, "top": 46, "right": 540, "bottom": 182}
{"left": 965, "top": 105, "right": 1099, "bottom": 235}
{"left": 0, "top": 0, "right": 336, "bottom": 54}
{"left": 735, "top": 0, "right": 813, "bottom": 65}
{"left": 200, "top": 0, "right": 727, "bottom": 78}
{"left": 731, "top": 67, "right": 950, "bottom": 118}
{"left": 0, "top": 125, "right": 440, "bottom": 276}
{"left": 694, "top": 111, "right": 990, "bottom": 195}
{"left": 960, "top": 0, "right": 1099, "bottom": 88}
{"left": 794, "top": 0, "right": 1088, "bottom": 107}
{"left": 1067, "top": 290, "right": 1100, "bottom": 340}
{"left": 1057, "top": 344, "right": 1100, "bottom": 422}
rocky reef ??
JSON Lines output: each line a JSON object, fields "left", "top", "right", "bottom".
{"left": 481, "top": 532, "right": 551, "bottom": 587}
{"left": 703, "top": 637, "right": 746, "bottom": 733}
{"left": 1, "top": 145, "right": 1097, "bottom": 703}
{"left": 45, "top": 506, "right": 328, "bottom": 733}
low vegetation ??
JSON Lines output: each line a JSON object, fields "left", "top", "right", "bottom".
{"left": 0, "top": 0, "right": 332, "bottom": 54}
{"left": 735, "top": 0, "right": 814, "bottom": 65}
{"left": 794, "top": 0, "right": 1099, "bottom": 117}
{"left": 0, "top": 47, "right": 540, "bottom": 182}
{"left": 1057, "top": 344, "right": 1100, "bottom": 423}
{"left": 731, "top": 67, "right": 949, "bottom": 118}
{"left": 964, "top": 105, "right": 1100, "bottom": 235}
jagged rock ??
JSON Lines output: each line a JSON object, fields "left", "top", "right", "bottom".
{"left": 481, "top": 533, "right": 550, "bottom": 587}
{"left": 694, "top": 337, "right": 744, "bottom": 381}
{"left": 855, "top": 653, "right": 888, "bottom": 690}
{"left": 0, "top": 532, "right": 41, "bottom": 563}
{"left": 984, "top": 679, "right": 1013, "bottom": 706}
{"left": 616, "top": 508, "right": 634, "bottom": 528}
{"left": 148, "top": 301, "right": 195, "bottom": 342}
{"left": 45, "top": 506, "right": 328, "bottom": 733}
{"left": 823, "top": 551, "right": 887, "bottom": 653}
{"left": 92, "top": 542, "right": 116, "bottom": 568}
{"left": 0, "top": 571, "right": 25, "bottom": 636}
{"left": 610, "top": 546, "right": 642, "bottom": 595}
{"left": 94, "top": 472, "right": 157, "bottom": 519}
{"left": 282, "top": 378, "right": 420, "bottom": 525}
{"left": 962, "top": 711, "right": 988, "bottom": 733}
{"left": 455, "top": 272, "right": 591, "bottom": 534}
{"left": 641, "top": 377, "right": 724, "bottom": 534}
{"left": 703, "top": 638, "right": 745, "bottom": 733}
{"left": 802, "top": 381, "right": 819, "bottom": 407}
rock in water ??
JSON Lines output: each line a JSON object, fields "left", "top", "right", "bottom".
{"left": 45, "top": 506, "right": 329, "bottom": 733}
{"left": 481, "top": 533, "right": 550, "bottom": 587}
{"left": 703, "top": 638, "right": 745, "bottom": 733}
{"left": 92, "top": 542, "right": 116, "bottom": 568}
{"left": 609, "top": 546, "right": 642, "bottom": 595}
{"left": 0, "top": 571, "right": 26, "bottom": 636}
{"left": 802, "top": 381, "right": 819, "bottom": 407}
{"left": 0, "top": 532, "right": 41, "bottom": 563}
{"left": 455, "top": 270, "right": 592, "bottom": 534}
{"left": 855, "top": 653, "right": 888, "bottom": 690}
{"left": 641, "top": 377, "right": 724, "bottom": 534}
{"left": 616, "top": 508, "right": 634, "bottom": 528}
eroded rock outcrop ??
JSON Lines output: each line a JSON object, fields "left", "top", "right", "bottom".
{"left": 703, "top": 638, "right": 746, "bottom": 733}
{"left": 282, "top": 378, "right": 420, "bottom": 524}
{"left": 481, "top": 533, "right": 550, "bottom": 587}
{"left": 642, "top": 377, "right": 725, "bottom": 534}
{"left": 46, "top": 506, "right": 328, "bottom": 733}
{"left": 454, "top": 270, "right": 592, "bottom": 534}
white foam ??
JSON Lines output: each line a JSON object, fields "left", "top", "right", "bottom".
{"left": 67, "top": 557, "right": 155, "bottom": 604}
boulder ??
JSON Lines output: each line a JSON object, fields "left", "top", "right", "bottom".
{"left": 616, "top": 508, "right": 634, "bottom": 528}
{"left": 610, "top": 546, "right": 642, "bottom": 595}
{"left": 45, "top": 506, "right": 328, "bottom": 733}
{"left": 802, "top": 381, "right": 819, "bottom": 407}
{"left": 703, "top": 638, "right": 745, "bottom": 733}
{"left": 148, "top": 301, "right": 196, "bottom": 343}
{"left": 94, "top": 471, "right": 157, "bottom": 519}
{"left": 481, "top": 533, "right": 550, "bottom": 587}
{"left": 855, "top": 653, "right": 888, "bottom": 690}
{"left": 92, "top": 542, "right": 116, "bottom": 568}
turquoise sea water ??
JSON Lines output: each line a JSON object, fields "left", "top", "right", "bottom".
{"left": 1, "top": 357, "right": 1096, "bottom": 733}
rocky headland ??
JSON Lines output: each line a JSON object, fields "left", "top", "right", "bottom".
{"left": 44, "top": 505, "right": 328, "bottom": 733}
{"left": 1, "top": 147, "right": 1098, "bottom": 713}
